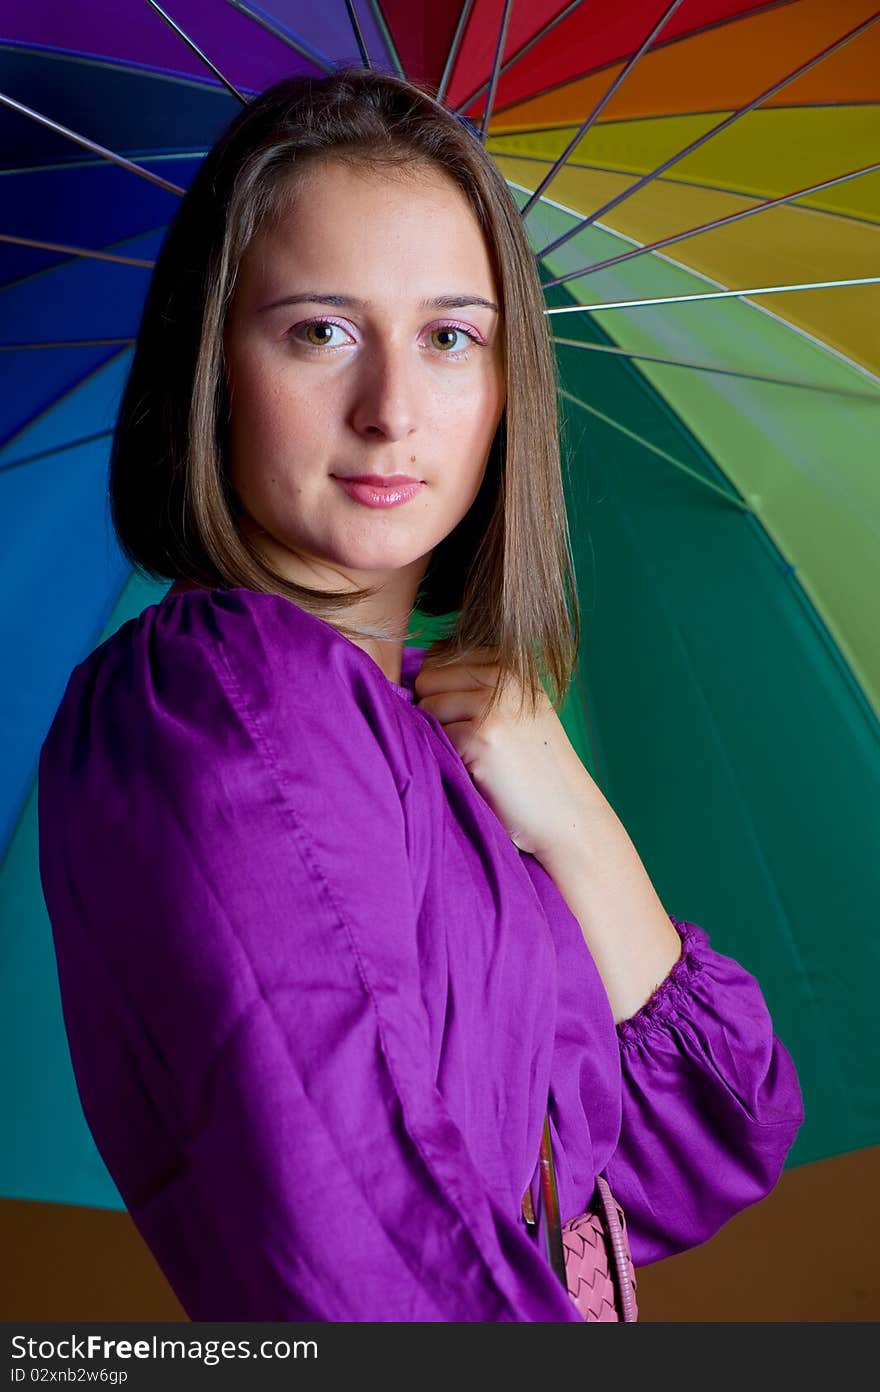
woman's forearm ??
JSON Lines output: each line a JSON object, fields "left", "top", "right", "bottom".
{"left": 533, "top": 771, "right": 683, "bottom": 1025}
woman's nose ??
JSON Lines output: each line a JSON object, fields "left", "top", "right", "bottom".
{"left": 349, "top": 340, "right": 420, "bottom": 441}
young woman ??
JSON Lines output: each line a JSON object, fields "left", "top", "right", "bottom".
{"left": 37, "top": 68, "right": 803, "bottom": 1322}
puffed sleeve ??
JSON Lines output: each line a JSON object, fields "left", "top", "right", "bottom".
{"left": 37, "top": 590, "right": 581, "bottom": 1322}
{"left": 516, "top": 853, "right": 804, "bottom": 1270}
{"left": 604, "top": 915, "right": 805, "bottom": 1266}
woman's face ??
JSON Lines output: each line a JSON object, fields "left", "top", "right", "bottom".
{"left": 222, "top": 157, "right": 506, "bottom": 604}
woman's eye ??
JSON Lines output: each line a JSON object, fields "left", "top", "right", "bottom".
{"left": 294, "top": 320, "right": 351, "bottom": 349}
{"left": 429, "top": 325, "right": 477, "bottom": 354}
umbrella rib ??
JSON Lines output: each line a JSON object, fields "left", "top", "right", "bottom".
{"left": 0, "top": 429, "right": 115, "bottom": 475}
{"left": 494, "top": 147, "right": 880, "bottom": 226}
{"left": 0, "top": 339, "right": 135, "bottom": 351}
{"left": 536, "top": 9, "right": 880, "bottom": 257}
{"left": 557, "top": 386, "right": 752, "bottom": 512}
{"left": 0, "top": 149, "right": 211, "bottom": 183}
{"left": 144, "top": 0, "right": 248, "bottom": 105}
{"left": 1, "top": 345, "right": 133, "bottom": 460}
{"left": 551, "top": 336, "right": 880, "bottom": 401}
{"left": 223, "top": 1, "right": 337, "bottom": 74}
{"left": 464, "top": 55, "right": 626, "bottom": 122}
{"left": 540, "top": 158, "right": 880, "bottom": 288}
{"left": 480, "top": 0, "right": 515, "bottom": 142}
{"left": 345, "top": 0, "right": 373, "bottom": 68}
{"left": 0, "top": 91, "right": 185, "bottom": 196}
{"left": 543, "top": 276, "right": 880, "bottom": 313}
{"left": 437, "top": 0, "right": 476, "bottom": 105}
{"left": 453, "top": 0, "right": 587, "bottom": 115}
{"left": 368, "top": 1, "right": 405, "bottom": 77}
{"left": 0, "top": 231, "right": 157, "bottom": 266}
{"left": 520, "top": 0, "right": 686, "bottom": 218}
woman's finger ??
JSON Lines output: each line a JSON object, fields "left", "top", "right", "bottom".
{"left": 415, "top": 688, "right": 487, "bottom": 725}
{"left": 415, "top": 658, "right": 500, "bottom": 694}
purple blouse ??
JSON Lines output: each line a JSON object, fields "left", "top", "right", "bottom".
{"left": 37, "top": 587, "right": 803, "bottom": 1321}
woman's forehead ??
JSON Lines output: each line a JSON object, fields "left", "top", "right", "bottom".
{"left": 236, "top": 163, "right": 499, "bottom": 305}
{"left": 262, "top": 159, "right": 478, "bottom": 240}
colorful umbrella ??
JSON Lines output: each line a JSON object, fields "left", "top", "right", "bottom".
{"left": 2, "top": 1, "right": 878, "bottom": 1234}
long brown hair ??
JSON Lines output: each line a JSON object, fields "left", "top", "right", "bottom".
{"left": 109, "top": 65, "right": 580, "bottom": 723}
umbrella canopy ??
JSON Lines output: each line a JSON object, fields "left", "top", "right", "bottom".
{"left": 1, "top": 0, "right": 878, "bottom": 1218}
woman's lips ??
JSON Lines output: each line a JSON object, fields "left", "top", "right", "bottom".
{"left": 333, "top": 476, "right": 424, "bottom": 509}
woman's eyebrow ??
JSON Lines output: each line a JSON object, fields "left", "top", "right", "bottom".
{"left": 259, "top": 292, "right": 499, "bottom": 314}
